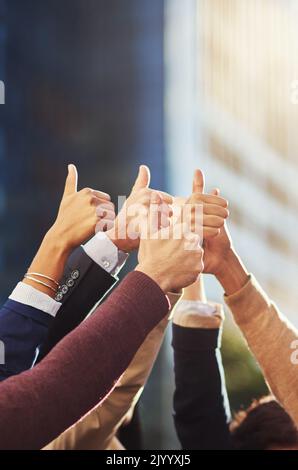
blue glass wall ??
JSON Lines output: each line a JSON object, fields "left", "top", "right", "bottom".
{"left": 0, "top": 0, "right": 6, "bottom": 285}
{"left": 0, "top": 0, "right": 167, "bottom": 448}
{"left": 1, "top": 0, "right": 165, "bottom": 300}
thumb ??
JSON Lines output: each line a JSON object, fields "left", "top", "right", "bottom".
{"left": 192, "top": 169, "right": 205, "bottom": 194}
{"left": 210, "top": 188, "right": 220, "bottom": 196}
{"left": 63, "top": 164, "right": 78, "bottom": 196}
{"left": 132, "top": 165, "right": 151, "bottom": 192}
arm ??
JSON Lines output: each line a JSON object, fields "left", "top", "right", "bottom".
{"left": 44, "top": 292, "right": 182, "bottom": 450}
{"left": 36, "top": 245, "right": 118, "bottom": 361}
{"left": 0, "top": 195, "right": 205, "bottom": 450}
{"left": 172, "top": 277, "right": 233, "bottom": 450}
{"left": 0, "top": 271, "right": 169, "bottom": 450}
{"left": 44, "top": 170, "right": 230, "bottom": 450}
{"left": 37, "top": 165, "right": 170, "bottom": 361}
{"left": 0, "top": 229, "right": 70, "bottom": 379}
{"left": 217, "top": 249, "right": 298, "bottom": 428}
{"left": 200, "top": 178, "right": 298, "bottom": 427}
{"left": 0, "top": 164, "right": 113, "bottom": 378}
{"left": 39, "top": 166, "right": 227, "bottom": 363}
{"left": 0, "top": 297, "right": 54, "bottom": 379}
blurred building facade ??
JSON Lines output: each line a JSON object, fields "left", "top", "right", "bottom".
{"left": 166, "top": 0, "right": 298, "bottom": 325}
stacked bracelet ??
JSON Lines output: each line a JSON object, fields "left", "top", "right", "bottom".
{"left": 24, "top": 272, "right": 60, "bottom": 294}
{"left": 26, "top": 272, "right": 60, "bottom": 287}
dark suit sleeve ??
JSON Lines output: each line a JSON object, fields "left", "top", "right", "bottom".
{"left": 172, "top": 324, "right": 233, "bottom": 450}
{"left": 0, "top": 300, "right": 53, "bottom": 380}
{"left": 37, "top": 246, "right": 117, "bottom": 361}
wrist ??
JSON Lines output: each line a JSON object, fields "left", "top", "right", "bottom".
{"left": 135, "top": 264, "right": 169, "bottom": 293}
{"left": 23, "top": 230, "right": 71, "bottom": 298}
{"left": 43, "top": 227, "right": 72, "bottom": 257}
{"left": 106, "top": 228, "right": 134, "bottom": 253}
{"left": 182, "top": 276, "right": 207, "bottom": 302}
{"left": 215, "top": 249, "right": 249, "bottom": 296}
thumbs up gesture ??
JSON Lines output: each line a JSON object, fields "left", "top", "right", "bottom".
{"left": 186, "top": 169, "right": 229, "bottom": 240}
{"left": 51, "top": 164, "right": 115, "bottom": 251}
{"left": 185, "top": 170, "right": 234, "bottom": 275}
{"left": 107, "top": 165, "right": 173, "bottom": 252}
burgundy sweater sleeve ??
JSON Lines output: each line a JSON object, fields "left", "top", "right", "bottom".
{"left": 0, "top": 271, "right": 169, "bottom": 450}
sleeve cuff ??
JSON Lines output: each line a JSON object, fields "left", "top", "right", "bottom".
{"left": 174, "top": 300, "right": 217, "bottom": 316}
{"left": 83, "top": 232, "right": 128, "bottom": 277}
{"left": 172, "top": 299, "right": 224, "bottom": 329}
{"left": 9, "top": 282, "right": 61, "bottom": 317}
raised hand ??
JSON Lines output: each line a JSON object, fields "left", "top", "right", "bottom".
{"left": 106, "top": 165, "right": 173, "bottom": 252}
{"left": 51, "top": 164, "right": 114, "bottom": 251}
{"left": 202, "top": 189, "right": 233, "bottom": 275}
{"left": 23, "top": 164, "right": 114, "bottom": 297}
{"left": 172, "top": 170, "right": 229, "bottom": 242}
{"left": 189, "top": 169, "right": 229, "bottom": 239}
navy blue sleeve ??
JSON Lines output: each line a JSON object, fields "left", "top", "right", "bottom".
{"left": 0, "top": 300, "right": 53, "bottom": 380}
{"left": 172, "top": 324, "right": 233, "bottom": 450}
{"left": 36, "top": 246, "right": 116, "bottom": 361}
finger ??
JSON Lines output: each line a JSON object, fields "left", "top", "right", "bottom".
{"left": 203, "top": 215, "right": 225, "bottom": 229}
{"left": 63, "top": 164, "right": 78, "bottom": 196}
{"left": 198, "top": 194, "right": 228, "bottom": 207}
{"left": 203, "top": 204, "right": 229, "bottom": 218}
{"left": 160, "top": 215, "right": 171, "bottom": 228}
{"left": 203, "top": 227, "right": 220, "bottom": 239}
{"left": 96, "top": 219, "right": 114, "bottom": 233}
{"left": 147, "top": 192, "right": 161, "bottom": 237}
{"left": 158, "top": 191, "right": 173, "bottom": 205}
{"left": 211, "top": 188, "right": 220, "bottom": 196}
{"left": 103, "top": 220, "right": 115, "bottom": 231}
{"left": 192, "top": 169, "right": 205, "bottom": 194}
{"left": 91, "top": 190, "right": 111, "bottom": 201}
{"left": 96, "top": 208, "right": 116, "bottom": 221}
{"left": 138, "top": 190, "right": 172, "bottom": 206}
{"left": 92, "top": 200, "right": 115, "bottom": 212}
{"left": 132, "top": 165, "right": 151, "bottom": 192}
{"left": 158, "top": 202, "right": 172, "bottom": 229}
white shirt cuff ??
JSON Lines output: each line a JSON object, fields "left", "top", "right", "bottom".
{"left": 83, "top": 232, "right": 128, "bottom": 277}
{"left": 174, "top": 300, "right": 217, "bottom": 317}
{"left": 9, "top": 282, "right": 61, "bottom": 318}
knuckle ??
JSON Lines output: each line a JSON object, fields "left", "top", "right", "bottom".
{"left": 81, "top": 187, "right": 92, "bottom": 196}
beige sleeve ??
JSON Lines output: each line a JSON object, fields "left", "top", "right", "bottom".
{"left": 225, "top": 275, "right": 298, "bottom": 426}
{"left": 44, "top": 292, "right": 182, "bottom": 450}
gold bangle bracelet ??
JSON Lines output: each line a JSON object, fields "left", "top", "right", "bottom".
{"left": 26, "top": 272, "right": 60, "bottom": 287}
{"left": 24, "top": 275, "right": 58, "bottom": 293}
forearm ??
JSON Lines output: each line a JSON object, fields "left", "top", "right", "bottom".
{"left": 182, "top": 276, "right": 206, "bottom": 302}
{"left": 215, "top": 249, "right": 249, "bottom": 296}
{"left": 172, "top": 325, "right": 232, "bottom": 450}
{"left": 0, "top": 271, "right": 169, "bottom": 450}
{"left": 224, "top": 273, "right": 298, "bottom": 427}
{"left": 46, "top": 316, "right": 169, "bottom": 450}
{"left": 45, "top": 292, "right": 181, "bottom": 450}
{"left": 23, "top": 227, "right": 70, "bottom": 298}
{"left": 36, "top": 246, "right": 117, "bottom": 363}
